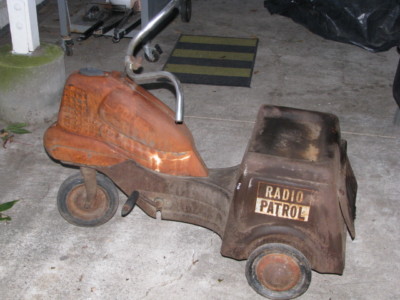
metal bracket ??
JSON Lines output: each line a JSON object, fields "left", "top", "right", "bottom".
{"left": 80, "top": 167, "right": 97, "bottom": 209}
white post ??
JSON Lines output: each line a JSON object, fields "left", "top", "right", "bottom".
{"left": 7, "top": 0, "right": 40, "bottom": 54}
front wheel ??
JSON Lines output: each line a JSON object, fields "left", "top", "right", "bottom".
{"left": 245, "top": 243, "right": 311, "bottom": 300}
{"left": 179, "top": 0, "right": 191, "bottom": 22}
{"left": 57, "top": 173, "right": 119, "bottom": 227}
{"left": 144, "top": 44, "right": 162, "bottom": 62}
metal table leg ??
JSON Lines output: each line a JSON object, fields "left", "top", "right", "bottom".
{"left": 57, "top": 0, "right": 74, "bottom": 55}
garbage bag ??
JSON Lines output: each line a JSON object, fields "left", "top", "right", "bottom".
{"left": 264, "top": 0, "right": 400, "bottom": 52}
{"left": 393, "top": 49, "right": 400, "bottom": 107}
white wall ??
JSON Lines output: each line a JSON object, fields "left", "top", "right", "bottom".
{"left": 0, "top": 0, "right": 44, "bottom": 30}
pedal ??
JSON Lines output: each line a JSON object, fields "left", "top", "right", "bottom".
{"left": 121, "top": 190, "right": 139, "bottom": 217}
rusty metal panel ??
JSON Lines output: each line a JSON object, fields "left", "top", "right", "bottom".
{"left": 99, "top": 161, "right": 240, "bottom": 236}
{"left": 221, "top": 105, "right": 357, "bottom": 274}
{"left": 43, "top": 70, "right": 208, "bottom": 177}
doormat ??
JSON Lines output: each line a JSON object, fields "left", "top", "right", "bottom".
{"left": 163, "top": 35, "right": 258, "bottom": 87}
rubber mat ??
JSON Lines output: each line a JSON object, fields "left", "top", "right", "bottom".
{"left": 163, "top": 35, "right": 258, "bottom": 87}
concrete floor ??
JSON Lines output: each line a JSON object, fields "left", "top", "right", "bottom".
{"left": 1, "top": 0, "right": 400, "bottom": 299}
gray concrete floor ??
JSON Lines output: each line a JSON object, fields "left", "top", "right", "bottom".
{"left": 1, "top": 0, "right": 400, "bottom": 299}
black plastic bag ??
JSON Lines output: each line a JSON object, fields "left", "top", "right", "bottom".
{"left": 264, "top": 0, "right": 400, "bottom": 52}
{"left": 393, "top": 48, "right": 400, "bottom": 108}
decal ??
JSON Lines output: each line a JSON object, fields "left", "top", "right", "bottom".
{"left": 255, "top": 182, "right": 314, "bottom": 222}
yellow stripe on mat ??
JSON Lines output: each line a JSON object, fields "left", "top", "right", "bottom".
{"left": 179, "top": 35, "right": 258, "bottom": 47}
{"left": 164, "top": 64, "right": 251, "bottom": 77}
{"left": 172, "top": 49, "right": 255, "bottom": 61}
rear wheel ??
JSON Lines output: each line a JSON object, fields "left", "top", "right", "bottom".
{"left": 245, "top": 243, "right": 311, "bottom": 300}
{"left": 57, "top": 173, "right": 119, "bottom": 227}
{"left": 179, "top": 0, "right": 191, "bottom": 22}
{"left": 144, "top": 44, "right": 162, "bottom": 62}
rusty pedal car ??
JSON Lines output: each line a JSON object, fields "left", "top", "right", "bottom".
{"left": 43, "top": 1, "right": 357, "bottom": 299}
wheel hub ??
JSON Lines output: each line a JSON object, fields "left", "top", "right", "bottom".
{"left": 256, "top": 253, "right": 301, "bottom": 292}
{"left": 66, "top": 184, "right": 109, "bottom": 221}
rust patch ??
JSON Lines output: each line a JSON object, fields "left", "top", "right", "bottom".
{"left": 256, "top": 253, "right": 301, "bottom": 292}
{"left": 66, "top": 185, "right": 109, "bottom": 221}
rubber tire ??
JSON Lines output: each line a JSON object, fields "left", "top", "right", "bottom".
{"left": 57, "top": 173, "right": 119, "bottom": 227}
{"left": 180, "top": 0, "right": 191, "bottom": 22}
{"left": 144, "top": 44, "right": 162, "bottom": 62}
{"left": 144, "top": 49, "right": 160, "bottom": 62}
{"left": 394, "top": 108, "right": 400, "bottom": 126}
{"left": 245, "top": 243, "right": 312, "bottom": 300}
{"left": 65, "top": 43, "right": 73, "bottom": 56}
